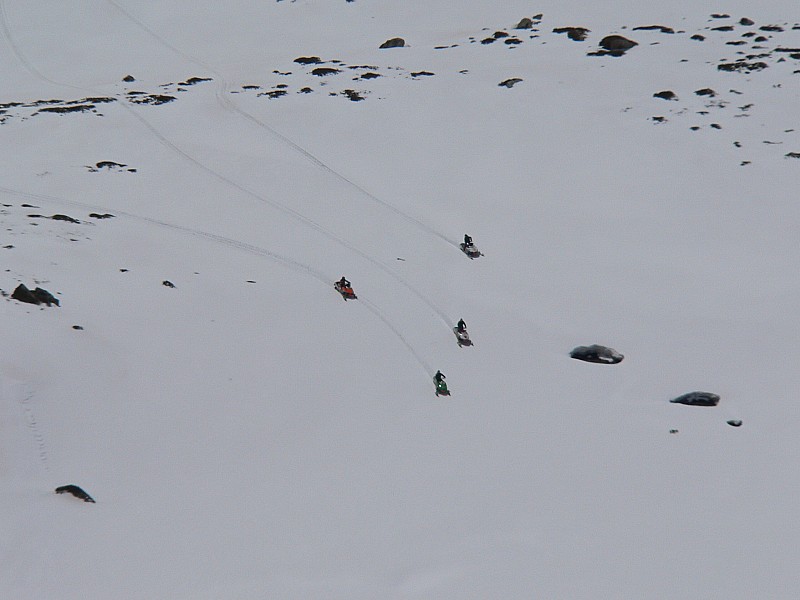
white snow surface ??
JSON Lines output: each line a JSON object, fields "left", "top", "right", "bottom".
{"left": 1, "top": 1, "right": 800, "bottom": 598}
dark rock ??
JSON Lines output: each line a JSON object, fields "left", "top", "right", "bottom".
{"left": 294, "top": 56, "right": 322, "bottom": 64}
{"left": 740, "top": 17, "right": 755, "bottom": 26}
{"left": 785, "top": 152, "right": 800, "bottom": 159}
{"left": 379, "top": 37, "right": 405, "bottom": 49}
{"left": 695, "top": 88, "right": 717, "bottom": 96}
{"left": 652, "top": 116, "right": 667, "bottom": 123}
{"left": 718, "top": 61, "right": 768, "bottom": 72}
{"left": 123, "top": 75, "right": 135, "bottom": 82}
{"left": 72, "top": 325, "right": 84, "bottom": 330}
{"left": 38, "top": 104, "right": 94, "bottom": 114}
{"left": 51, "top": 214, "right": 80, "bottom": 223}
{"left": 342, "top": 89, "right": 364, "bottom": 101}
{"left": 499, "top": 78, "right": 523, "bottom": 88}
{"left": 712, "top": 25, "right": 734, "bottom": 32}
{"left": 569, "top": 345, "right": 624, "bottom": 364}
{"left": 128, "top": 94, "right": 176, "bottom": 105}
{"left": 727, "top": 420, "right": 743, "bottom": 427}
{"left": 298, "top": 87, "right": 313, "bottom": 94}
{"left": 670, "top": 391, "right": 720, "bottom": 407}
{"left": 553, "top": 27, "right": 590, "bottom": 41}
{"left": 360, "top": 72, "right": 381, "bottom": 79}
{"left": 89, "top": 213, "right": 115, "bottom": 219}
{"left": 410, "top": 71, "right": 435, "bottom": 77}
{"left": 178, "top": 77, "right": 212, "bottom": 86}
{"left": 82, "top": 97, "right": 115, "bottom": 105}
{"left": 96, "top": 160, "right": 126, "bottom": 169}
{"left": 711, "top": 13, "right": 730, "bottom": 19}
{"left": 710, "top": 123, "right": 722, "bottom": 129}
{"left": 727, "top": 40, "right": 747, "bottom": 45}
{"left": 259, "top": 90, "right": 287, "bottom": 99}
{"left": 632, "top": 25, "right": 675, "bottom": 33}
{"left": 515, "top": 17, "right": 534, "bottom": 30}
{"left": 311, "top": 67, "right": 340, "bottom": 76}
{"left": 760, "top": 25, "right": 784, "bottom": 32}
{"left": 162, "top": 280, "right": 176, "bottom": 288}
{"left": 754, "top": 36, "right": 768, "bottom": 42}
{"left": 589, "top": 35, "right": 639, "bottom": 56}
{"left": 12, "top": 284, "right": 59, "bottom": 306}
{"left": 600, "top": 35, "right": 637, "bottom": 51}
{"left": 480, "top": 37, "right": 497, "bottom": 45}
{"left": 504, "top": 38, "right": 523, "bottom": 45}
{"left": 55, "top": 484, "right": 95, "bottom": 503}
{"left": 653, "top": 90, "right": 677, "bottom": 100}
{"left": 691, "top": 34, "right": 706, "bottom": 41}
{"left": 493, "top": 31, "right": 509, "bottom": 39}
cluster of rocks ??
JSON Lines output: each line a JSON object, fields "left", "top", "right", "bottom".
{"left": 0, "top": 75, "right": 215, "bottom": 126}
{"left": 11, "top": 283, "right": 59, "bottom": 306}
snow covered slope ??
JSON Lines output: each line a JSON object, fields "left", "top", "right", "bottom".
{"left": 2, "top": 1, "right": 800, "bottom": 598}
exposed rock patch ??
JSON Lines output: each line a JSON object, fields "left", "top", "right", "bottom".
{"left": 553, "top": 27, "right": 589, "bottom": 41}
{"left": 589, "top": 35, "right": 638, "bottom": 56}
{"left": 11, "top": 284, "right": 59, "bottom": 306}
{"left": 499, "top": 78, "right": 523, "bottom": 88}
{"left": 654, "top": 90, "right": 678, "bottom": 100}
{"left": 55, "top": 484, "right": 94, "bottom": 502}
{"left": 633, "top": 25, "right": 675, "bottom": 34}
{"left": 127, "top": 93, "right": 176, "bottom": 105}
{"left": 570, "top": 345, "right": 624, "bottom": 364}
{"left": 670, "top": 391, "right": 720, "bottom": 406}
{"left": 379, "top": 37, "right": 405, "bottom": 49}
{"left": 718, "top": 61, "right": 768, "bottom": 72}
{"left": 311, "top": 67, "right": 340, "bottom": 76}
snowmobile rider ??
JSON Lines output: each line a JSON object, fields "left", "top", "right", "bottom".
{"left": 457, "top": 319, "right": 466, "bottom": 333}
{"left": 464, "top": 234, "right": 473, "bottom": 247}
{"left": 434, "top": 370, "right": 446, "bottom": 384}
{"left": 338, "top": 276, "right": 351, "bottom": 289}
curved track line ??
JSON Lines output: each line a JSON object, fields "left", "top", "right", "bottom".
{"left": 104, "top": 0, "right": 460, "bottom": 249}
{"left": 360, "top": 298, "right": 435, "bottom": 378}
{"left": 0, "top": 185, "right": 435, "bottom": 376}
{"left": 0, "top": 0, "right": 454, "bottom": 331}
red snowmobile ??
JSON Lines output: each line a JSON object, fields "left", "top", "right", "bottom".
{"left": 334, "top": 278, "right": 357, "bottom": 300}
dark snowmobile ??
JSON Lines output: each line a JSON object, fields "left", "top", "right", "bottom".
{"left": 454, "top": 327, "right": 473, "bottom": 347}
{"left": 334, "top": 279, "right": 357, "bottom": 300}
{"left": 460, "top": 242, "right": 483, "bottom": 259}
{"left": 434, "top": 371, "right": 450, "bottom": 396}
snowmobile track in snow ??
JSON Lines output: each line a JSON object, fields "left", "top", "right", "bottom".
{"left": 0, "top": 185, "right": 438, "bottom": 379}
{"left": 103, "top": 0, "right": 461, "bottom": 251}
{"left": 0, "top": 1, "right": 455, "bottom": 334}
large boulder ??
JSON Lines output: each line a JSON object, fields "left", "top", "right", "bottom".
{"left": 670, "top": 391, "right": 720, "bottom": 407}
{"left": 589, "top": 35, "right": 639, "bottom": 57}
{"left": 379, "top": 37, "right": 405, "bottom": 49}
{"left": 570, "top": 344, "right": 624, "bottom": 364}
{"left": 600, "top": 35, "right": 638, "bottom": 51}
{"left": 11, "top": 284, "right": 59, "bottom": 307}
